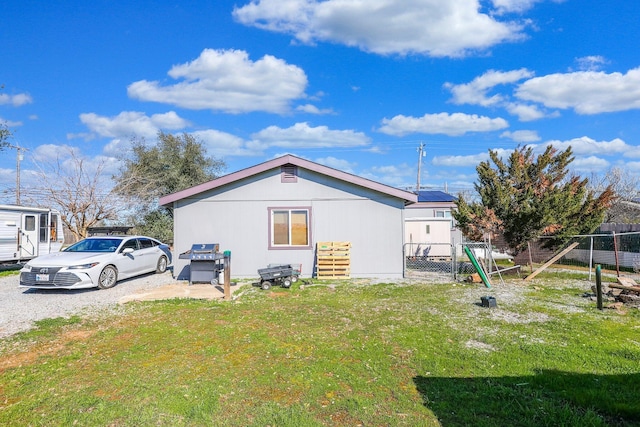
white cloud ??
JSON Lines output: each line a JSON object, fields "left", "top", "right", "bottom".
{"left": 624, "top": 162, "right": 640, "bottom": 173}
{"left": 432, "top": 152, "right": 490, "bottom": 167}
{"left": 77, "top": 111, "right": 189, "bottom": 139}
{"left": 445, "top": 68, "right": 534, "bottom": 106}
{"left": 378, "top": 112, "right": 509, "bottom": 136}
{"left": 31, "top": 144, "right": 80, "bottom": 162}
{"left": 500, "top": 130, "right": 541, "bottom": 142}
{"left": 543, "top": 136, "right": 637, "bottom": 157}
{"left": 570, "top": 155, "right": 610, "bottom": 173}
{"left": 0, "top": 92, "right": 33, "bottom": 107}
{"left": 444, "top": 69, "right": 559, "bottom": 121}
{"left": 574, "top": 55, "right": 608, "bottom": 72}
{"left": 295, "top": 104, "right": 334, "bottom": 114}
{"left": 31, "top": 144, "right": 122, "bottom": 177}
{"left": 444, "top": 69, "right": 559, "bottom": 122}
{"left": 192, "top": 129, "right": 256, "bottom": 157}
{"left": 128, "top": 49, "right": 308, "bottom": 114}
{"left": 103, "top": 139, "right": 127, "bottom": 157}
{"left": 491, "top": 0, "right": 555, "bottom": 14}
{"left": 432, "top": 148, "right": 513, "bottom": 167}
{"left": 233, "top": 0, "right": 525, "bottom": 57}
{"left": 0, "top": 117, "right": 23, "bottom": 127}
{"left": 504, "top": 102, "right": 551, "bottom": 121}
{"left": 360, "top": 163, "right": 415, "bottom": 188}
{"left": 248, "top": 122, "right": 370, "bottom": 150}
{"left": 516, "top": 67, "right": 640, "bottom": 114}
{"left": 314, "top": 156, "right": 357, "bottom": 173}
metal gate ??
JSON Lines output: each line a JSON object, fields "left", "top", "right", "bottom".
{"left": 403, "top": 242, "right": 455, "bottom": 281}
{"left": 403, "top": 242, "right": 494, "bottom": 281}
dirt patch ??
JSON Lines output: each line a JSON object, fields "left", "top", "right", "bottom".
{"left": 118, "top": 282, "right": 232, "bottom": 303}
{"left": 0, "top": 329, "right": 95, "bottom": 373}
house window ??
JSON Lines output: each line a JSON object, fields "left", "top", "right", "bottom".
{"left": 269, "top": 207, "right": 311, "bottom": 248}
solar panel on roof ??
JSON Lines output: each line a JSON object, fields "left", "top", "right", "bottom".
{"left": 416, "top": 190, "right": 457, "bottom": 202}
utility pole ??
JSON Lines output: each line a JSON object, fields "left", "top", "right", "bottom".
{"left": 416, "top": 142, "right": 425, "bottom": 192}
{"left": 8, "top": 143, "right": 27, "bottom": 205}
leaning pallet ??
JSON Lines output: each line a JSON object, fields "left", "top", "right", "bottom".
{"left": 316, "top": 241, "right": 351, "bottom": 279}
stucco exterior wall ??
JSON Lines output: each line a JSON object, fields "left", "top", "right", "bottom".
{"left": 171, "top": 167, "right": 406, "bottom": 280}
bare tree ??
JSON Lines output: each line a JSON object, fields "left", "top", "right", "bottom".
{"left": 590, "top": 167, "right": 640, "bottom": 223}
{"left": 27, "top": 147, "right": 123, "bottom": 241}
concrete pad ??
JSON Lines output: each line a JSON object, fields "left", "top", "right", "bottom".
{"left": 119, "top": 282, "right": 229, "bottom": 303}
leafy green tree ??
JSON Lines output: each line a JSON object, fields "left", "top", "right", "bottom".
{"left": 453, "top": 145, "right": 615, "bottom": 254}
{"left": 0, "top": 85, "right": 11, "bottom": 150}
{"left": 132, "top": 209, "right": 174, "bottom": 243}
{"left": 0, "top": 122, "right": 11, "bottom": 150}
{"left": 114, "top": 131, "right": 226, "bottom": 241}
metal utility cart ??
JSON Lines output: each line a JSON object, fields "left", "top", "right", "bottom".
{"left": 257, "top": 264, "right": 299, "bottom": 290}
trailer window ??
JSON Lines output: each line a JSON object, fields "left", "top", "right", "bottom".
{"left": 24, "top": 215, "right": 36, "bottom": 231}
{"left": 269, "top": 207, "right": 311, "bottom": 249}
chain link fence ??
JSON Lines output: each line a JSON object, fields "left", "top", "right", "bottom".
{"left": 403, "top": 242, "right": 499, "bottom": 281}
{"left": 521, "top": 232, "right": 640, "bottom": 282}
{"left": 404, "top": 232, "right": 640, "bottom": 283}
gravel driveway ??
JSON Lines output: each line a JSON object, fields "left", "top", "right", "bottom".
{"left": 0, "top": 270, "right": 179, "bottom": 339}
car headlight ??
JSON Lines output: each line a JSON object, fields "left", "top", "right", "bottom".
{"left": 67, "top": 262, "right": 101, "bottom": 270}
{"left": 21, "top": 264, "right": 32, "bottom": 272}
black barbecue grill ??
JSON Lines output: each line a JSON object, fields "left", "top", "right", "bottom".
{"left": 179, "top": 243, "right": 224, "bottom": 285}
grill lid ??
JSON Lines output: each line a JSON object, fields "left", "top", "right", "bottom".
{"left": 179, "top": 243, "right": 221, "bottom": 260}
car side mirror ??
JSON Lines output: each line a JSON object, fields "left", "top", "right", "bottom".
{"left": 122, "top": 247, "right": 135, "bottom": 254}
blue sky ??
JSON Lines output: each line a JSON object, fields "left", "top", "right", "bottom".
{"left": 2, "top": 0, "right": 640, "bottom": 204}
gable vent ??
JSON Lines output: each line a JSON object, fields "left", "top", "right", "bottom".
{"left": 281, "top": 165, "right": 298, "bottom": 183}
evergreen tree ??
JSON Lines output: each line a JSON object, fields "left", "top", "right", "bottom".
{"left": 453, "top": 145, "right": 615, "bottom": 254}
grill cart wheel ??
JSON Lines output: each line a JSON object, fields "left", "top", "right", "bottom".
{"left": 282, "top": 277, "right": 292, "bottom": 288}
{"left": 261, "top": 281, "right": 272, "bottom": 290}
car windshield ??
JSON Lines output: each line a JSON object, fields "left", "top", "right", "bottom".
{"left": 64, "top": 238, "right": 123, "bottom": 253}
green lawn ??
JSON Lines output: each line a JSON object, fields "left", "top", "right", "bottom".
{"left": 1, "top": 277, "right": 639, "bottom": 426}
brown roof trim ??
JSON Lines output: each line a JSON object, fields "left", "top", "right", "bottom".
{"left": 159, "top": 154, "right": 417, "bottom": 206}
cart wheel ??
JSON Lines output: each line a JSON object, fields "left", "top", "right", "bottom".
{"left": 211, "top": 278, "right": 219, "bottom": 286}
{"left": 291, "top": 275, "right": 298, "bottom": 283}
{"left": 282, "top": 278, "right": 292, "bottom": 288}
{"left": 261, "top": 281, "right": 272, "bottom": 290}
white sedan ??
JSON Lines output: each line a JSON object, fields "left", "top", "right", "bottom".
{"left": 20, "top": 236, "right": 172, "bottom": 290}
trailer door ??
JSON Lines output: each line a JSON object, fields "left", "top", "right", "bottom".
{"left": 20, "top": 214, "right": 39, "bottom": 258}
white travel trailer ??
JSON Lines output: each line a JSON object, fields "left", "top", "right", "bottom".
{"left": 0, "top": 205, "right": 64, "bottom": 263}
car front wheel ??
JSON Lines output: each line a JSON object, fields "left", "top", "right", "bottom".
{"left": 98, "top": 265, "right": 118, "bottom": 289}
{"left": 156, "top": 255, "right": 168, "bottom": 273}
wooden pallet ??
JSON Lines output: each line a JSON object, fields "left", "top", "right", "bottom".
{"left": 316, "top": 241, "right": 351, "bottom": 279}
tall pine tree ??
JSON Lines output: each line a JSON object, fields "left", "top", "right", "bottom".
{"left": 453, "top": 145, "right": 615, "bottom": 254}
